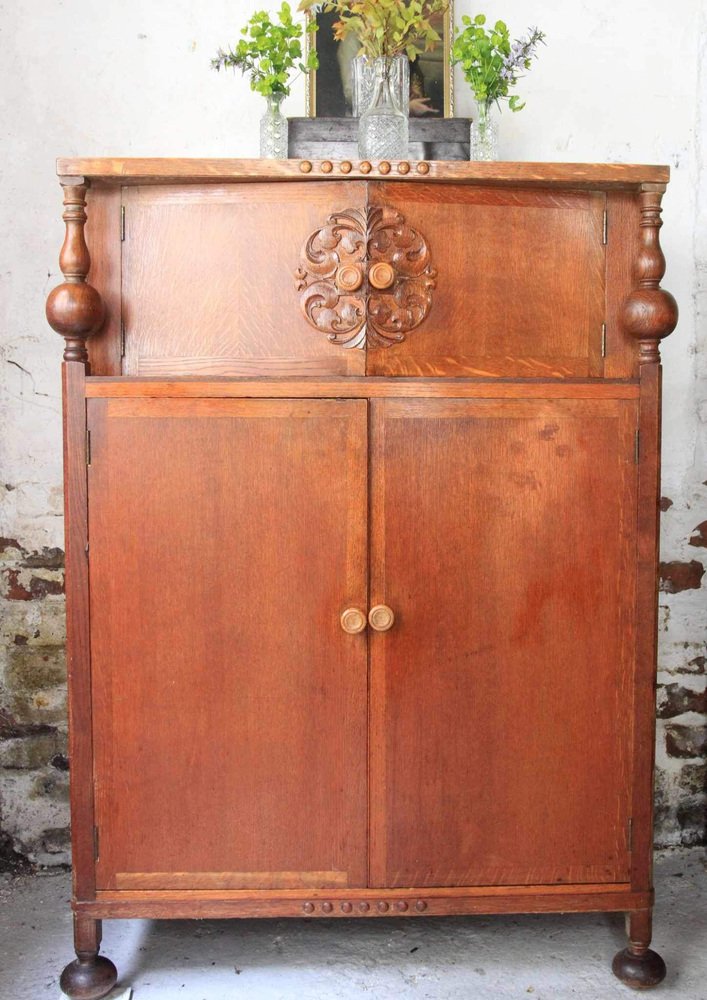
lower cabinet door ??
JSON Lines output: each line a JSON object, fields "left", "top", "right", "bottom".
{"left": 369, "top": 397, "right": 638, "bottom": 888}
{"left": 87, "top": 397, "right": 368, "bottom": 891}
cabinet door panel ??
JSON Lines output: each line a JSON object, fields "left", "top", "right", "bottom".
{"left": 369, "top": 397, "right": 637, "bottom": 888}
{"left": 88, "top": 397, "right": 368, "bottom": 891}
{"left": 367, "top": 184, "right": 606, "bottom": 378}
{"left": 121, "top": 182, "right": 366, "bottom": 377}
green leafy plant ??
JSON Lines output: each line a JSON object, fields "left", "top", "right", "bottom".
{"left": 451, "top": 14, "right": 545, "bottom": 113}
{"left": 298, "top": 0, "right": 448, "bottom": 61}
{"left": 212, "top": 2, "right": 318, "bottom": 97}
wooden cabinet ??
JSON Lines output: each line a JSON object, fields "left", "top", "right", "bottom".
{"left": 46, "top": 159, "right": 678, "bottom": 999}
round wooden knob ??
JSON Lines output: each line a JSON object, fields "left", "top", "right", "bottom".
{"left": 336, "top": 264, "right": 364, "bottom": 293}
{"left": 341, "top": 608, "right": 367, "bottom": 634}
{"left": 368, "top": 262, "right": 395, "bottom": 290}
{"left": 368, "top": 604, "right": 395, "bottom": 632}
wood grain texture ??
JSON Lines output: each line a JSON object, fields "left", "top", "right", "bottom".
{"left": 369, "top": 397, "right": 637, "bottom": 888}
{"left": 120, "top": 182, "right": 366, "bottom": 377}
{"left": 62, "top": 362, "right": 96, "bottom": 900}
{"left": 366, "top": 185, "right": 606, "bottom": 378}
{"left": 75, "top": 887, "right": 652, "bottom": 920}
{"left": 87, "top": 397, "right": 368, "bottom": 891}
{"left": 57, "top": 158, "right": 670, "bottom": 190}
{"left": 84, "top": 378, "right": 641, "bottom": 400}
{"left": 605, "top": 192, "right": 642, "bottom": 379}
{"left": 83, "top": 184, "right": 122, "bottom": 377}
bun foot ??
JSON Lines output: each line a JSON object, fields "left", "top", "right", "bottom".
{"left": 612, "top": 947, "right": 667, "bottom": 990}
{"left": 59, "top": 954, "right": 118, "bottom": 1000}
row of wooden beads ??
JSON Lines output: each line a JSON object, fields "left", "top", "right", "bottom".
{"left": 302, "top": 899, "right": 428, "bottom": 914}
{"left": 299, "top": 159, "right": 430, "bottom": 176}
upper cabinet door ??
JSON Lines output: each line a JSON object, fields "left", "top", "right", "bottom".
{"left": 366, "top": 183, "right": 607, "bottom": 378}
{"left": 369, "top": 396, "right": 637, "bottom": 888}
{"left": 88, "top": 397, "right": 368, "bottom": 891}
{"left": 121, "top": 181, "right": 367, "bottom": 377}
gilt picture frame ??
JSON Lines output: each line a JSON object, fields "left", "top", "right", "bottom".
{"left": 305, "top": 3, "right": 454, "bottom": 118}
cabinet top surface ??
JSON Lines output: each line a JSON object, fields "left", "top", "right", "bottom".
{"left": 58, "top": 157, "right": 670, "bottom": 190}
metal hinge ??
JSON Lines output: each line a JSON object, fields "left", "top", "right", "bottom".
{"left": 120, "top": 320, "right": 126, "bottom": 358}
{"left": 602, "top": 209, "right": 608, "bottom": 245}
{"left": 93, "top": 825, "right": 100, "bottom": 861}
{"left": 601, "top": 323, "right": 607, "bottom": 358}
{"left": 634, "top": 430, "right": 640, "bottom": 464}
{"left": 86, "top": 429, "right": 91, "bottom": 467}
{"left": 120, "top": 204, "right": 126, "bottom": 242}
{"left": 628, "top": 818, "right": 633, "bottom": 852}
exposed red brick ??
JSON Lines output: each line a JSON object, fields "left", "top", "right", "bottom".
{"left": 3, "top": 569, "right": 31, "bottom": 600}
{"left": 2, "top": 569, "right": 64, "bottom": 600}
{"left": 689, "top": 521, "right": 707, "bottom": 549}
{"left": 659, "top": 497, "right": 673, "bottom": 512}
{"left": 659, "top": 560, "right": 705, "bottom": 593}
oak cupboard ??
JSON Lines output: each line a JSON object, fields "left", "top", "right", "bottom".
{"left": 46, "top": 158, "right": 678, "bottom": 998}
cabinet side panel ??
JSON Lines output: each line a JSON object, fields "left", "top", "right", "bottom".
{"left": 85, "top": 184, "right": 122, "bottom": 376}
{"left": 605, "top": 192, "right": 641, "bottom": 380}
{"left": 631, "top": 364, "right": 662, "bottom": 891}
{"left": 62, "top": 362, "right": 96, "bottom": 899}
{"left": 87, "top": 397, "right": 368, "bottom": 890}
{"left": 370, "top": 396, "right": 637, "bottom": 888}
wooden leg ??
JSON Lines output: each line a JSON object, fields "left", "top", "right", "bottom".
{"left": 612, "top": 909, "right": 666, "bottom": 990}
{"left": 60, "top": 916, "right": 118, "bottom": 1000}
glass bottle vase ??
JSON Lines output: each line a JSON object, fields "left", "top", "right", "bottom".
{"left": 358, "top": 57, "right": 409, "bottom": 161}
{"left": 260, "top": 93, "right": 288, "bottom": 160}
{"left": 352, "top": 54, "right": 409, "bottom": 118}
{"left": 469, "top": 104, "right": 499, "bottom": 161}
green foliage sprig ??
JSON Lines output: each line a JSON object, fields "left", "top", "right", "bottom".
{"left": 298, "top": 0, "right": 448, "bottom": 61}
{"left": 451, "top": 14, "right": 545, "bottom": 114}
{"left": 212, "top": 2, "right": 318, "bottom": 98}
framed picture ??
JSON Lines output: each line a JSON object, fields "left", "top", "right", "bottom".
{"left": 306, "top": 3, "right": 454, "bottom": 118}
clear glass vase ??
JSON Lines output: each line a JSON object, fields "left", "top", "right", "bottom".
{"left": 469, "top": 104, "right": 499, "bottom": 161}
{"left": 358, "top": 57, "right": 409, "bottom": 160}
{"left": 352, "top": 54, "right": 409, "bottom": 118}
{"left": 260, "top": 93, "right": 288, "bottom": 159}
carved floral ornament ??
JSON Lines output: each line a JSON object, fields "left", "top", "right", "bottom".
{"left": 295, "top": 205, "right": 437, "bottom": 349}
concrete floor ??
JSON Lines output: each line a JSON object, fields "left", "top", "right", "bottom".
{"left": 0, "top": 850, "right": 705, "bottom": 1000}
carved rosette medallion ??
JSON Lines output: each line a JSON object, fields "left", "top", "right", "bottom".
{"left": 295, "top": 206, "right": 437, "bottom": 349}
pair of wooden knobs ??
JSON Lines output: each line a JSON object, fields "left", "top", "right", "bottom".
{"left": 341, "top": 605, "right": 395, "bottom": 634}
{"left": 335, "top": 261, "right": 396, "bottom": 293}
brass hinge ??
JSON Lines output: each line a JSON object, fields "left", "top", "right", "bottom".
{"left": 93, "top": 825, "right": 100, "bottom": 861}
{"left": 602, "top": 209, "right": 608, "bottom": 245}
{"left": 601, "top": 323, "right": 607, "bottom": 358}
{"left": 120, "top": 320, "right": 126, "bottom": 358}
{"left": 120, "top": 204, "right": 126, "bottom": 242}
{"left": 628, "top": 817, "right": 633, "bottom": 852}
{"left": 86, "top": 429, "right": 91, "bottom": 467}
{"left": 84, "top": 542, "right": 89, "bottom": 559}
{"left": 634, "top": 430, "right": 640, "bottom": 464}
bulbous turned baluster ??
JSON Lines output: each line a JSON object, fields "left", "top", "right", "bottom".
{"left": 622, "top": 184, "right": 678, "bottom": 364}
{"left": 46, "top": 179, "right": 105, "bottom": 365}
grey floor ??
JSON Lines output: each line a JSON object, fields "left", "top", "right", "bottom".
{"left": 0, "top": 850, "right": 705, "bottom": 1000}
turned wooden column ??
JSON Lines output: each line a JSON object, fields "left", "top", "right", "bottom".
{"left": 622, "top": 183, "right": 678, "bottom": 364}
{"left": 46, "top": 178, "right": 105, "bottom": 365}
